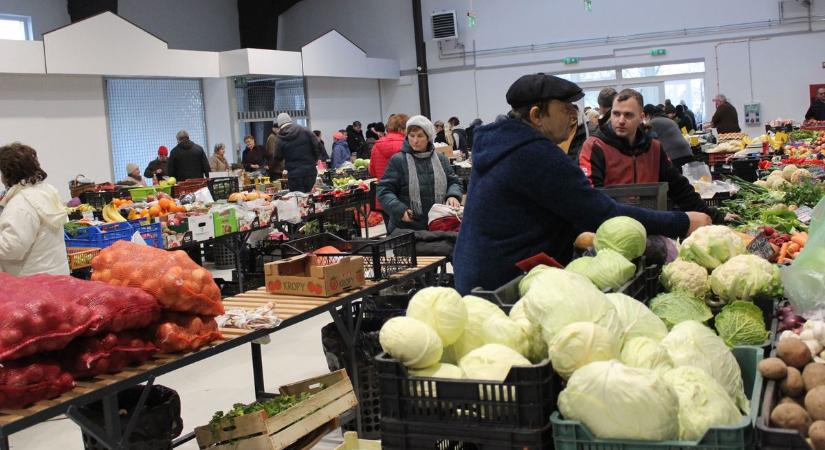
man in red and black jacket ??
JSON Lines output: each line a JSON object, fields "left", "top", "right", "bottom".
{"left": 579, "top": 88, "right": 726, "bottom": 224}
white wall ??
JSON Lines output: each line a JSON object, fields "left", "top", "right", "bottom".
{"left": 203, "top": 77, "right": 235, "bottom": 162}
{"left": 305, "top": 77, "right": 383, "bottom": 148}
{"left": 0, "top": 74, "right": 111, "bottom": 200}
{"left": 0, "top": 0, "right": 239, "bottom": 51}
{"left": 279, "top": 0, "right": 825, "bottom": 129}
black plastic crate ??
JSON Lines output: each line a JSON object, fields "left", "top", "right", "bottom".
{"left": 732, "top": 158, "right": 760, "bottom": 182}
{"left": 80, "top": 190, "right": 121, "bottom": 210}
{"left": 600, "top": 182, "right": 669, "bottom": 211}
{"left": 208, "top": 177, "right": 240, "bottom": 201}
{"left": 704, "top": 191, "right": 733, "bottom": 208}
{"left": 375, "top": 352, "right": 556, "bottom": 429}
{"left": 281, "top": 232, "right": 417, "bottom": 280}
{"left": 322, "top": 295, "right": 412, "bottom": 440}
{"left": 381, "top": 418, "right": 553, "bottom": 450}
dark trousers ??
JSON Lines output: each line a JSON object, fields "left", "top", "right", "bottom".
{"left": 288, "top": 175, "right": 316, "bottom": 193}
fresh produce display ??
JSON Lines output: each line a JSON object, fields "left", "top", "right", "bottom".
{"left": 404, "top": 287, "right": 467, "bottom": 346}
{"left": 709, "top": 254, "right": 783, "bottom": 302}
{"left": 763, "top": 335, "right": 825, "bottom": 438}
{"left": 565, "top": 248, "right": 636, "bottom": 291}
{"left": 379, "top": 316, "right": 444, "bottom": 369}
{"left": 152, "top": 313, "right": 222, "bottom": 353}
{"left": 547, "top": 321, "right": 619, "bottom": 379}
{"left": 649, "top": 291, "right": 713, "bottom": 328}
{"left": 660, "top": 259, "right": 711, "bottom": 299}
{"left": 209, "top": 391, "right": 312, "bottom": 428}
{"left": 26, "top": 274, "right": 161, "bottom": 335}
{"left": 91, "top": 241, "right": 224, "bottom": 316}
{"left": 593, "top": 216, "right": 647, "bottom": 261}
{"left": 0, "top": 273, "right": 97, "bottom": 362}
{"left": 353, "top": 158, "right": 370, "bottom": 170}
{"left": 678, "top": 225, "right": 746, "bottom": 270}
{"left": 61, "top": 332, "right": 158, "bottom": 378}
{"left": 620, "top": 336, "right": 673, "bottom": 373}
{"left": 605, "top": 292, "right": 668, "bottom": 344}
{"left": 0, "top": 358, "right": 75, "bottom": 409}
{"left": 458, "top": 343, "right": 530, "bottom": 381}
{"left": 714, "top": 302, "right": 770, "bottom": 347}
{"left": 662, "top": 366, "right": 743, "bottom": 440}
{"left": 227, "top": 191, "right": 272, "bottom": 202}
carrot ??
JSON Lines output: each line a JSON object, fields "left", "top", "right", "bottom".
{"left": 778, "top": 242, "right": 790, "bottom": 264}
{"left": 791, "top": 232, "right": 808, "bottom": 247}
{"left": 788, "top": 242, "right": 801, "bottom": 254}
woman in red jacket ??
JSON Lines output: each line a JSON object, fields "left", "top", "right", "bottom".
{"left": 369, "top": 113, "right": 409, "bottom": 222}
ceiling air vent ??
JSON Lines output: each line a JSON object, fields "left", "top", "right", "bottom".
{"left": 432, "top": 11, "right": 458, "bottom": 40}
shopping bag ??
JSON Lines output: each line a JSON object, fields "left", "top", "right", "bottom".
{"left": 782, "top": 196, "right": 825, "bottom": 319}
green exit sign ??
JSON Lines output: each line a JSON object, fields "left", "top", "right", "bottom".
{"left": 650, "top": 48, "right": 667, "bottom": 56}
{"left": 563, "top": 57, "right": 579, "bottom": 65}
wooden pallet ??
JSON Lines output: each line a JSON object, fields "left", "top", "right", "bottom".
{"left": 194, "top": 370, "right": 357, "bottom": 450}
{"left": 335, "top": 432, "right": 381, "bottom": 450}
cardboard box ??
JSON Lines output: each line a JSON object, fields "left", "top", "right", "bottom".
{"left": 264, "top": 254, "right": 365, "bottom": 297}
{"left": 435, "top": 144, "right": 453, "bottom": 160}
{"left": 187, "top": 215, "right": 215, "bottom": 241}
{"left": 213, "top": 208, "right": 239, "bottom": 237}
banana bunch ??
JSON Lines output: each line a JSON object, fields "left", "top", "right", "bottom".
{"left": 102, "top": 202, "right": 127, "bottom": 223}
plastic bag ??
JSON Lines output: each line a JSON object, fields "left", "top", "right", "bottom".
{"left": 782, "top": 197, "right": 825, "bottom": 319}
{"left": 152, "top": 313, "right": 222, "bottom": 353}
{"left": 27, "top": 274, "right": 161, "bottom": 336}
{"left": 61, "top": 332, "right": 158, "bottom": 379}
{"left": 0, "top": 273, "right": 97, "bottom": 362}
{"left": 91, "top": 241, "right": 224, "bottom": 316}
{"left": 0, "top": 358, "right": 75, "bottom": 409}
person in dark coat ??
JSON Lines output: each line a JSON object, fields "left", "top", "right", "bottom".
{"left": 166, "top": 130, "right": 210, "bottom": 181}
{"left": 646, "top": 104, "right": 694, "bottom": 168}
{"left": 711, "top": 94, "right": 741, "bottom": 133}
{"left": 579, "top": 89, "right": 724, "bottom": 223}
{"left": 680, "top": 100, "right": 698, "bottom": 130}
{"left": 313, "top": 130, "right": 330, "bottom": 163}
{"left": 466, "top": 118, "right": 483, "bottom": 150}
{"left": 453, "top": 74, "right": 711, "bottom": 294}
{"left": 241, "top": 135, "right": 268, "bottom": 173}
{"left": 674, "top": 105, "right": 693, "bottom": 132}
{"left": 378, "top": 115, "right": 463, "bottom": 233}
{"left": 266, "top": 123, "right": 283, "bottom": 175}
{"left": 143, "top": 146, "right": 168, "bottom": 180}
{"left": 434, "top": 121, "right": 447, "bottom": 145}
{"left": 346, "top": 121, "right": 365, "bottom": 158}
{"left": 448, "top": 117, "right": 469, "bottom": 155}
{"left": 597, "top": 87, "right": 617, "bottom": 126}
{"left": 805, "top": 88, "right": 825, "bottom": 121}
{"left": 274, "top": 113, "right": 321, "bottom": 193}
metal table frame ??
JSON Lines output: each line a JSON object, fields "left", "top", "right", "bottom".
{"left": 0, "top": 257, "right": 448, "bottom": 450}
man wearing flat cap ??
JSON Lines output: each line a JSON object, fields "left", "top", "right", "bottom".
{"left": 452, "top": 73, "right": 711, "bottom": 294}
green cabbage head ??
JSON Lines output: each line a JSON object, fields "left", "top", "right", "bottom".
{"left": 606, "top": 293, "right": 668, "bottom": 344}
{"left": 379, "top": 317, "right": 443, "bottom": 369}
{"left": 662, "top": 366, "right": 743, "bottom": 441}
{"left": 566, "top": 249, "right": 636, "bottom": 291}
{"left": 661, "top": 259, "right": 710, "bottom": 298}
{"left": 661, "top": 320, "right": 749, "bottom": 413}
{"left": 409, "top": 363, "right": 464, "bottom": 379}
{"left": 620, "top": 336, "right": 673, "bottom": 373}
{"left": 509, "top": 300, "right": 548, "bottom": 363}
{"left": 714, "top": 301, "right": 769, "bottom": 347}
{"left": 444, "top": 296, "right": 507, "bottom": 362}
{"left": 594, "top": 216, "right": 648, "bottom": 261}
{"left": 650, "top": 291, "right": 713, "bottom": 329}
{"left": 481, "top": 314, "right": 530, "bottom": 357}
{"left": 548, "top": 321, "right": 620, "bottom": 379}
{"left": 406, "top": 287, "right": 468, "bottom": 346}
{"left": 558, "top": 360, "right": 679, "bottom": 440}
{"left": 710, "top": 254, "right": 784, "bottom": 303}
{"left": 520, "top": 268, "right": 623, "bottom": 343}
{"left": 518, "top": 264, "right": 551, "bottom": 297}
{"left": 459, "top": 343, "right": 531, "bottom": 381}
{"left": 679, "top": 225, "right": 746, "bottom": 270}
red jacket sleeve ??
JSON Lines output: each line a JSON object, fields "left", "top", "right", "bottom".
{"left": 578, "top": 137, "right": 606, "bottom": 187}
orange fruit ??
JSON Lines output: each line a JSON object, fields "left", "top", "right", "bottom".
{"left": 148, "top": 205, "right": 161, "bottom": 217}
{"left": 158, "top": 198, "right": 171, "bottom": 211}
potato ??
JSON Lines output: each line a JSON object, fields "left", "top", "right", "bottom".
{"left": 807, "top": 386, "right": 825, "bottom": 421}
{"left": 804, "top": 363, "right": 825, "bottom": 392}
{"left": 574, "top": 232, "right": 596, "bottom": 250}
{"left": 772, "top": 403, "right": 812, "bottom": 436}
{"left": 811, "top": 421, "right": 825, "bottom": 450}
{"left": 782, "top": 368, "right": 806, "bottom": 397}
{"left": 759, "top": 358, "right": 789, "bottom": 380}
{"left": 779, "top": 339, "right": 813, "bottom": 369}
{"left": 781, "top": 397, "right": 805, "bottom": 407}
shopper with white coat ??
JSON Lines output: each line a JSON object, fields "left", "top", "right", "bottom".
{"left": 0, "top": 142, "right": 70, "bottom": 276}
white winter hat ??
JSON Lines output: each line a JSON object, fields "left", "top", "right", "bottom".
{"left": 277, "top": 112, "right": 292, "bottom": 127}
{"left": 405, "top": 115, "right": 436, "bottom": 142}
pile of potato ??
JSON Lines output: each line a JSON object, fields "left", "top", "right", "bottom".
{"left": 764, "top": 338, "right": 825, "bottom": 448}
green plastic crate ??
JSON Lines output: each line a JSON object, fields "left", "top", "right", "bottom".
{"left": 551, "top": 346, "right": 763, "bottom": 450}
{"left": 128, "top": 185, "right": 172, "bottom": 201}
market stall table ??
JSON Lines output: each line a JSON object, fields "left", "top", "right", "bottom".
{"left": 0, "top": 256, "right": 447, "bottom": 450}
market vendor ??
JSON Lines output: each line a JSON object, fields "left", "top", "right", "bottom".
{"left": 805, "top": 87, "right": 825, "bottom": 121}
{"left": 242, "top": 135, "right": 268, "bottom": 173}
{"left": 121, "top": 163, "right": 146, "bottom": 186}
{"left": 377, "top": 115, "right": 463, "bottom": 232}
{"left": 710, "top": 94, "right": 741, "bottom": 133}
{"left": 0, "top": 142, "right": 70, "bottom": 275}
{"left": 579, "top": 90, "right": 724, "bottom": 223}
{"left": 453, "top": 74, "right": 711, "bottom": 294}
{"left": 143, "top": 145, "right": 168, "bottom": 179}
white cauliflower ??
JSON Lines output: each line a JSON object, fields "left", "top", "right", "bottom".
{"left": 660, "top": 259, "right": 710, "bottom": 298}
